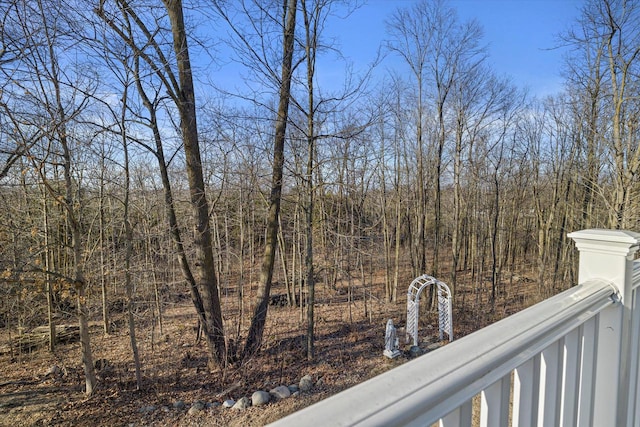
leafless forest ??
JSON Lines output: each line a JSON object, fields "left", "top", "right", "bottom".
{"left": 1, "top": 0, "right": 639, "bottom": 420}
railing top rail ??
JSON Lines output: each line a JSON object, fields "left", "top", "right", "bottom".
{"left": 268, "top": 279, "right": 617, "bottom": 427}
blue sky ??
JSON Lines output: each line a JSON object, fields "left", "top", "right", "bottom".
{"left": 322, "top": 0, "right": 584, "bottom": 98}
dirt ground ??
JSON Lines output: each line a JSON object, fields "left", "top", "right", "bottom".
{"left": 0, "top": 276, "right": 537, "bottom": 426}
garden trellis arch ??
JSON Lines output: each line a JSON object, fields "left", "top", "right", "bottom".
{"left": 406, "top": 275, "right": 453, "bottom": 347}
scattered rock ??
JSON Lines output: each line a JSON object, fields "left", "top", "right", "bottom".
{"left": 44, "top": 365, "right": 61, "bottom": 377}
{"left": 270, "top": 385, "right": 291, "bottom": 400}
{"left": 173, "top": 400, "right": 185, "bottom": 410}
{"left": 222, "top": 399, "right": 236, "bottom": 408}
{"left": 188, "top": 401, "right": 205, "bottom": 415}
{"left": 138, "top": 405, "right": 156, "bottom": 414}
{"left": 287, "top": 384, "right": 299, "bottom": 394}
{"left": 299, "top": 375, "right": 313, "bottom": 392}
{"left": 252, "top": 390, "right": 271, "bottom": 406}
{"left": 409, "top": 346, "right": 423, "bottom": 358}
{"left": 232, "top": 397, "right": 251, "bottom": 410}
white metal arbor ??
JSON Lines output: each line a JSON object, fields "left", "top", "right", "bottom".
{"left": 406, "top": 274, "right": 453, "bottom": 347}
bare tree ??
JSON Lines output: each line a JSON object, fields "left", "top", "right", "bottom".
{"left": 385, "top": 2, "right": 430, "bottom": 277}
{"left": 96, "top": 0, "right": 227, "bottom": 368}
{"left": 242, "top": 0, "right": 299, "bottom": 359}
{"left": 3, "top": 0, "right": 100, "bottom": 394}
{"left": 565, "top": 0, "right": 640, "bottom": 229}
{"left": 163, "top": 0, "right": 227, "bottom": 367}
{"left": 387, "top": 0, "right": 484, "bottom": 278}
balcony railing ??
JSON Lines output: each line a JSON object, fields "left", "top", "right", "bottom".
{"left": 268, "top": 229, "right": 640, "bottom": 426}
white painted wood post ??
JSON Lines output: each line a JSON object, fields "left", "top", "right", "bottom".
{"left": 568, "top": 229, "right": 640, "bottom": 427}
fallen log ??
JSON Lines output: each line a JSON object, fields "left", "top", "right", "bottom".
{"left": 1, "top": 324, "right": 79, "bottom": 355}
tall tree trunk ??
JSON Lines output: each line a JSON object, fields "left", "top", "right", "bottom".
{"left": 451, "top": 115, "right": 463, "bottom": 290}
{"left": 59, "top": 132, "right": 96, "bottom": 394}
{"left": 434, "top": 103, "right": 446, "bottom": 278}
{"left": 49, "top": 35, "right": 96, "bottom": 396}
{"left": 490, "top": 172, "right": 500, "bottom": 311}
{"left": 42, "top": 186, "right": 55, "bottom": 352}
{"left": 129, "top": 53, "right": 210, "bottom": 361}
{"left": 305, "top": 139, "right": 315, "bottom": 360}
{"left": 300, "top": 0, "right": 319, "bottom": 361}
{"left": 380, "top": 137, "right": 392, "bottom": 302}
{"left": 164, "top": 0, "right": 226, "bottom": 367}
{"left": 99, "top": 150, "right": 110, "bottom": 335}
{"left": 120, "top": 83, "right": 142, "bottom": 389}
{"left": 416, "top": 77, "right": 427, "bottom": 277}
{"left": 243, "top": 0, "right": 298, "bottom": 359}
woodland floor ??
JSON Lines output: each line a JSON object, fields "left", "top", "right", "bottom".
{"left": 0, "top": 273, "right": 540, "bottom": 426}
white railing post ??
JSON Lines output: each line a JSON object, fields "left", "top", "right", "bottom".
{"left": 568, "top": 229, "right": 640, "bottom": 426}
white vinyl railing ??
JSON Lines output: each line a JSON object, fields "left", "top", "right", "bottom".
{"left": 269, "top": 229, "right": 640, "bottom": 427}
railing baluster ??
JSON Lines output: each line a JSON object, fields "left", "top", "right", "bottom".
{"left": 576, "top": 315, "right": 597, "bottom": 426}
{"left": 559, "top": 328, "right": 580, "bottom": 426}
{"left": 513, "top": 358, "right": 538, "bottom": 427}
{"left": 537, "top": 341, "right": 561, "bottom": 426}
{"left": 628, "top": 282, "right": 640, "bottom": 425}
{"left": 439, "top": 400, "right": 472, "bottom": 427}
{"left": 480, "top": 375, "right": 510, "bottom": 427}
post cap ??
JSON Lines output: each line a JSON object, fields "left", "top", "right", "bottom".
{"left": 568, "top": 229, "right": 640, "bottom": 257}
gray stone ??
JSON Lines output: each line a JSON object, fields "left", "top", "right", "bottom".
{"left": 409, "top": 345, "right": 423, "bottom": 358}
{"left": 270, "top": 385, "right": 291, "bottom": 400}
{"left": 299, "top": 375, "right": 313, "bottom": 392}
{"left": 232, "top": 396, "right": 251, "bottom": 410}
{"left": 173, "top": 400, "right": 186, "bottom": 410}
{"left": 292, "top": 391, "right": 300, "bottom": 397}
{"left": 287, "top": 384, "right": 299, "bottom": 393}
{"left": 210, "top": 402, "right": 222, "bottom": 408}
{"left": 252, "top": 390, "right": 271, "bottom": 406}
{"left": 45, "top": 365, "right": 61, "bottom": 377}
{"left": 188, "top": 401, "right": 206, "bottom": 415}
{"left": 222, "top": 399, "right": 235, "bottom": 408}
{"left": 138, "top": 405, "right": 156, "bottom": 414}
